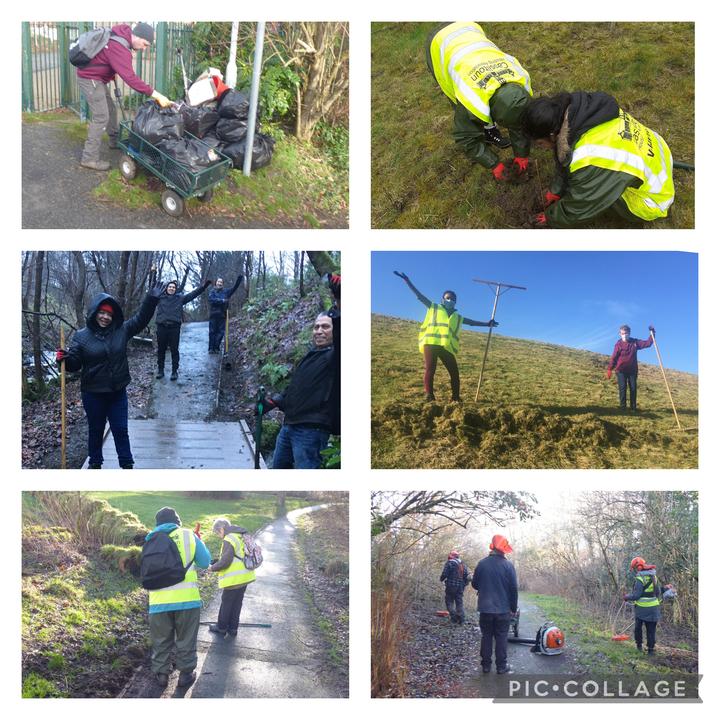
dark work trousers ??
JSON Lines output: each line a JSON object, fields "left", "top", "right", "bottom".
{"left": 634, "top": 618, "right": 657, "bottom": 650}
{"left": 216, "top": 585, "right": 248, "bottom": 632}
{"left": 209, "top": 315, "right": 225, "bottom": 351}
{"left": 157, "top": 322, "right": 181, "bottom": 372}
{"left": 423, "top": 344, "right": 460, "bottom": 399}
{"left": 479, "top": 612, "right": 512, "bottom": 670}
{"left": 76, "top": 77, "right": 118, "bottom": 163}
{"left": 616, "top": 371, "right": 638, "bottom": 409}
{"left": 445, "top": 586, "right": 465, "bottom": 623}
{"left": 81, "top": 388, "right": 132, "bottom": 467}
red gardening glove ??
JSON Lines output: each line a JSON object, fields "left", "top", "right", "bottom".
{"left": 531, "top": 212, "right": 548, "bottom": 227}
{"left": 193, "top": 522, "right": 201, "bottom": 539}
{"left": 56, "top": 348, "right": 67, "bottom": 364}
{"left": 492, "top": 162, "right": 510, "bottom": 182}
{"left": 544, "top": 191, "right": 561, "bottom": 208}
{"left": 327, "top": 273, "right": 341, "bottom": 300}
{"left": 606, "top": 368, "right": 613, "bottom": 380}
{"left": 513, "top": 156, "right": 529, "bottom": 173}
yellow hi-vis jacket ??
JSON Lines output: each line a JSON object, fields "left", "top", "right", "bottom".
{"left": 428, "top": 21, "right": 532, "bottom": 124}
{"left": 217, "top": 533, "right": 256, "bottom": 589}
{"left": 634, "top": 574, "right": 661, "bottom": 608}
{"left": 148, "top": 528, "right": 200, "bottom": 609}
{"left": 570, "top": 109, "right": 675, "bottom": 221}
{"left": 418, "top": 303, "right": 463, "bottom": 355}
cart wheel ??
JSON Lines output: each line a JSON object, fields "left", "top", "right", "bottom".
{"left": 161, "top": 190, "right": 184, "bottom": 217}
{"left": 198, "top": 188, "right": 214, "bottom": 203}
{"left": 119, "top": 154, "right": 137, "bottom": 181}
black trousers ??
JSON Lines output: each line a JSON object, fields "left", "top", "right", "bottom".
{"left": 209, "top": 315, "right": 225, "bottom": 351}
{"left": 634, "top": 618, "right": 657, "bottom": 650}
{"left": 157, "top": 323, "right": 181, "bottom": 372}
{"left": 216, "top": 585, "right": 248, "bottom": 632}
{"left": 445, "top": 586, "right": 465, "bottom": 623}
{"left": 479, "top": 612, "right": 511, "bottom": 670}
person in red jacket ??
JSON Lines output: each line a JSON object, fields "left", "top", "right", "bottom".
{"left": 606, "top": 324, "right": 655, "bottom": 412}
{"left": 76, "top": 23, "right": 172, "bottom": 170}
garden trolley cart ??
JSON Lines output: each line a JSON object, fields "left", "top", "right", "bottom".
{"left": 117, "top": 120, "right": 232, "bottom": 217}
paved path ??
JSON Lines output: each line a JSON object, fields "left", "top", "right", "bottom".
{"left": 84, "top": 322, "right": 263, "bottom": 469}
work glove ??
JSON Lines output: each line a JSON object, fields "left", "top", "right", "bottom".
{"left": 236, "top": 274, "right": 244, "bottom": 284}
{"left": 648, "top": 325, "right": 656, "bottom": 335}
{"left": 193, "top": 522, "right": 201, "bottom": 539}
{"left": 531, "top": 212, "right": 548, "bottom": 228}
{"left": 327, "top": 273, "right": 341, "bottom": 300}
{"left": 492, "top": 161, "right": 511, "bottom": 183}
{"left": 489, "top": 320, "right": 499, "bottom": 327}
{"left": 56, "top": 348, "right": 67, "bottom": 364}
{"left": 151, "top": 90, "right": 173, "bottom": 108}
{"left": 204, "top": 279, "right": 212, "bottom": 288}
{"left": 606, "top": 368, "right": 613, "bottom": 380}
{"left": 511, "top": 157, "right": 530, "bottom": 182}
{"left": 393, "top": 270, "right": 409, "bottom": 281}
{"left": 149, "top": 281, "right": 166, "bottom": 298}
{"left": 544, "top": 191, "right": 561, "bottom": 208}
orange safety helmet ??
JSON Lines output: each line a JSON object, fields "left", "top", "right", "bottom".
{"left": 490, "top": 534, "right": 513, "bottom": 554}
{"left": 448, "top": 550, "right": 460, "bottom": 560}
{"left": 630, "top": 556, "right": 646, "bottom": 571}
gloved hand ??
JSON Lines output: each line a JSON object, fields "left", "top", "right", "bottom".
{"left": 492, "top": 161, "right": 510, "bottom": 182}
{"left": 149, "top": 281, "right": 166, "bottom": 298}
{"left": 648, "top": 325, "right": 656, "bottom": 335}
{"left": 193, "top": 522, "right": 201, "bottom": 539}
{"left": 489, "top": 320, "right": 499, "bottom": 327}
{"left": 327, "top": 273, "right": 341, "bottom": 300}
{"left": 236, "top": 274, "right": 244, "bottom": 284}
{"left": 56, "top": 348, "right": 67, "bottom": 364}
{"left": 623, "top": 593, "right": 631, "bottom": 601}
{"left": 544, "top": 191, "right": 561, "bottom": 208}
{"left": 393, "top": 270, "right": 409, "bottom": 281}
{"left": 531, "top": 212, "right": 548, "bottom": 228}
{"left": 151, "top": 90, "right": 173, "bottom": 108}
{"left": 606, "top": 368, "right": 613, "bottom": 380}
{"left": 511, "top": 157, "right": 530, "bottom": 181}
{"left": 204, "top": 279, "right": 212, "bottom": 288}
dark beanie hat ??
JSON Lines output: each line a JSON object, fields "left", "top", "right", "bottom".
{"left": 133, "top": 22, "right": 155, "bottom": 44}
{"left": 155, "top": 507, "right": 181, "bottom": 526}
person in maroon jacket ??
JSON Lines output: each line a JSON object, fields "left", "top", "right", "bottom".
{"left": 76, "top": 22, "right": 172, "bottom": 170}
{"left": 606, "top": 324, "right": 655, "bottom": 411}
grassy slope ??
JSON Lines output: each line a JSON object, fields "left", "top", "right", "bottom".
{"left": 526, "top": 593, "right": 697, "bottom": 675}
{"left": 371, "top": 22, "right": 694, "bottom": 229}
{"left": 371, "top": 315, "right": 698, "bottom": 468}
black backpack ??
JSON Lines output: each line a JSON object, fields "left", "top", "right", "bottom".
{"left": 140, "top": 531, "right": 193, "bottom": 590}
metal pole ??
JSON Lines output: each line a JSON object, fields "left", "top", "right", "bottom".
{"left": 60, "top": 326, "right": 66, "bottom": 469}
{"left": 154, "top": 22, "right": 168, "bottom": 96}
{"left": 225, "top": 21, "right": 239, "bottom": 88}
{"left": 243, "top": 21, "right": 266, "bottom": 177}
{"left": 474, "top": 285, "right": 501, "bottom": 401}
{"left": 225, "top": 310, "right": 229, "bottom": 354}
{"left": 650, "top": 329, "right": 683, "bottom": 431}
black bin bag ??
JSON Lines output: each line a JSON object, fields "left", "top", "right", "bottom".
{"left": 216, "top": 117, "right": 249, "bottom": 144}
{"left": 181, "top": 105, "right": 219, "bottom": 139}
{"left": 218, "top": 89, "right": 250, "bottom": 119}
{"left": 222, "top": 132, "right": 275, "bottom": 170}
{"left": 132, "top": 101, "right": 184, "bottom": 144}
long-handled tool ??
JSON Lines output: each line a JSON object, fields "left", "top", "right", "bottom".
{"left": 200, "top": 620, "right": 272, "bottom": 629}
{"left": 611, "top": 620, "right": 634, "bottom": 642}
{"left": 60, "top": 326, "right": 67, "bottom": 470}
{"left": 177, "top": 47, "right": 189, "bottom": 99}
{"left": 223, "top": 310, "right": 232, "bottom": 371}
{"left": 473, "top": 278, "right": 527, "bottom": 401}
{"left": 113, "top": 77, "right": 128, "bottom": 123}
{"left": 649, "top": 327, "right": 683, "bottom": 431}
{"left": 254, "top": 385, "right": 266, "bottom": 470}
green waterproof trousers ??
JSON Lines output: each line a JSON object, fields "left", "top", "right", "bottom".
{"left": 149, "top": 607, "right": 201, "bottom": 674}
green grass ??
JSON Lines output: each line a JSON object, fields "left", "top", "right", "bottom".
{"left": 525, "top": 593, "right": 696, "bottom": 675}
{"left": 371, "top": 22, "right": 694, "bottom": 229}
{"left": 371, "top": 315, "right": 698, "bottom": 468}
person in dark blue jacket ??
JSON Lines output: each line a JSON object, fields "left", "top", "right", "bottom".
{"left": 471, "top": 534, "right": 518, "bottom": 674}
{"left": 56, "top": 283, "right": 164, "bottom": 468}
{"left": 207, "top": 275, "right": 243, "bottom": 353}
{"left": 440, "top": 550, "right": 470, "bottom": 624}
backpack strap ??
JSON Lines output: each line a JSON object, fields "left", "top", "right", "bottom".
{"left": 87, "top": 33, "right": 131, "bottom": 68}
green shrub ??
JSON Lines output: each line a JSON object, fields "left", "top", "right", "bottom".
{"left": 22, "top": 673, "right": 64, "bottom": 698}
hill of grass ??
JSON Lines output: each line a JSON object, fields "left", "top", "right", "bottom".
{"left": 371, "top": 22, "right": 695, "bottom": 229}
{"left": 371, "top": 315, "right": 698, "bottom": 469}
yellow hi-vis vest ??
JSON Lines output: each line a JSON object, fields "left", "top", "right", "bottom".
{"left": 569, "top": 109, "right": 675, "bottom": 221}
{"left": 217, "top": 533, "right": 256, "bottom": 589}
{"left": 428, "top": 21, "right": 532, "bottom": 124}
{"left": 634, "top": 574, "right": 661, "bottom": 608}
{"left": 418, "top": 303, "right": 463, "bottom": 355}
{"left": 148, "top": 528, "right": 200, "bottom": 608}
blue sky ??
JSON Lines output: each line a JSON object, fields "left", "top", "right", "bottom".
{"left": 371, "top": 252, "right": 698, "bottom": 374}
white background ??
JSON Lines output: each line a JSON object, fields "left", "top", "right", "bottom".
{"left": 1, "top": 1, "right": 717, "bottom": 717}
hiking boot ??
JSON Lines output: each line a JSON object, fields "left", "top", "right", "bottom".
{"left": 88, "top": 463, "right": 102, "bottom": 469}
{"left": 425, "top": 392, "right": 436, "bottom": 402}
{"left": 497, "top": 665, "right": 514, "bottom": 675}
{"left": 208, "top": 624, "right": 227, "bottom": 637}
{"left": 177, "top": 670, "right": 196, "bottom": 687}
{"left": 155, "top": 672, "right": 169, "bottom": 687}
{"left": 647, "top": 648, "right": 655, "bottom": 656}
{"left": 484, "top": 125, "right": 511, "bottom": 148}
{"left": 156, "top": 370, "right": 165, "bottom": 379}
{"left": 636, "top": 644, "right": 643, "bottom": 652}
{"left": 170, "top": 371, "right": 178, "bottom": 381}
{"left": 80, "top": 159, "right": 111, "bottom": 171}
{"left": 451, "top": 396, "right": 462, "bottom": 403}
{"left": 481, "top": 665, "right": 492, "bottom": 674}
{"left": 227, "top": 629, "right": 238, "bottom": 637}
{"left": 120, "top": 463, "right": 134, "bottom": 469}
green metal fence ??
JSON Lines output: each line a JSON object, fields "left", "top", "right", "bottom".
{"left": 21, "top": 21, "right": 197, "bottom": 117}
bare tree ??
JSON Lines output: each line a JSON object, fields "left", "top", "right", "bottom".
{"left": 32, "top": 251, "right": 45, "bottom": 388}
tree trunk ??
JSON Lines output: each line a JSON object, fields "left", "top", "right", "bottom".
{"left": 299, "top": 251, "right": 306, "bottom": 297}
{"left": 32, "top": 251, "right": 45, "bottom": 389}
{"left": 72, "top": 251, "right": 86, "bottom": 328}
{"left": 306, "top": 251, "right": 339, "bottom": 277}
{"left": 116, "top": 251, "right": 131, "bottom": 308}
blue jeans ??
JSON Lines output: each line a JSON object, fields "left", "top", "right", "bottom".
{"left": 616, "top": 371, "right": 638, "bottom": 409}
{"left": 81, "top": 388, "right": 133, "bottom": 467}
{"left": 209, "top": 315, "right": 225, "bottom": 351}
{"left": 272, "top": 424, "right": 329, "bottom": 469}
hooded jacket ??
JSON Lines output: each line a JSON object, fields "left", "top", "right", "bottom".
{"left": 608, "top": 335, "right": 654, "bottom": 375}
{"left": 274, "top": 310, "right": 340, "bottom": 434}
{"left": 64, "top": 292, "right": 159, "bottom": 393}
{"left": 76, "top": 24, "right": 154, "bottom": 95}
{"left": 208, "top": 276, "right": 243, "bottom": 319}
{"left": 471, "top": 551, "right": 518, "bottom": 614}
{"left": 156, "top": 283, "right": 209, "bottom": 326}
{"left": 547, "top": 92, "right": 645, "bottom": 227}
